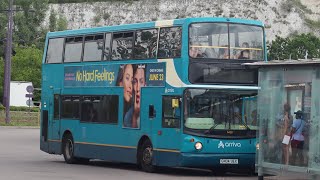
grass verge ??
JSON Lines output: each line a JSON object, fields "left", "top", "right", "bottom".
{"left": 0, "top": 111, "right": 40, "bottom": 127}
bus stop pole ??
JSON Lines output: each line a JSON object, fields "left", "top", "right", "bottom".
{"left": 257, "top": 147, "right": 264, "bottom": 180}
{"left": 3, "top": 0, "right": 13, "bottom": 124}
{"left": 257, "top": 115, "right": 264, "bottom": 180}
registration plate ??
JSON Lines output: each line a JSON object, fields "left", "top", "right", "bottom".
{"left": 220, "top": 159, "right": 239, "bottom": 164}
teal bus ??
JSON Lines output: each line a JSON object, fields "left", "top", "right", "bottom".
{"left": 40, "top": 17, "right": 265, "bottom": 173}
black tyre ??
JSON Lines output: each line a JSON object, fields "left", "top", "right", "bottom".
{"left": 62, "top": 134, "right": 78, "bottom": 164}
{"left": 139, "top": 140, "right": 155, "bottom": 173}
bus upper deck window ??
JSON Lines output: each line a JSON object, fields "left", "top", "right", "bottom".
{"left": 111, "top": 32, "right": 134, "bottom": 60}
{"left": 64, "top": 36, "right": 83, "bottom": 63}
{"left": 103, "top": 33, "right": 112, "bottom": 60}
{"left": 83, "top": 34, "right": 104, "bottom": 62}
{"left": 46, "top": 38, "right": 64, "bottom": 63}
{"left": 134, "top": 29, "right": 158, "bottom": 60}
{"left": 157, "top": 27, "right": 182, "bottom": 59}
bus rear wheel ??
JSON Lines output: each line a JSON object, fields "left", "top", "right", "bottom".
{"left": 62, "top": 134, "right": 78, "bottom": 164}
{"left": 139, "top": 140, "right": 155, "bottom": 173}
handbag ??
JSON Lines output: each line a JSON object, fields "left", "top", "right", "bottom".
{"left": 282, "top": 134, "right": 291, "bottom": 145}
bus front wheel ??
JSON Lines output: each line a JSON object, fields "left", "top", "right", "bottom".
{"left": 139, "top": 140, "right": 155, "bottom": 173}
{"left": 62, "top": 134, "right": 78, "bottom": 164}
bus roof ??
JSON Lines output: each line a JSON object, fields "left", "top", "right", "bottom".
{"left": 46, "top": 17, "right": 264, "bottom": 38}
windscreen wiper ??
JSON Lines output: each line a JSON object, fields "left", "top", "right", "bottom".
{"left": 240, "top": 119, "right": 250, "bottom": 130}
{"left": 204, "top": 123, "right": 219, "bottom": 134}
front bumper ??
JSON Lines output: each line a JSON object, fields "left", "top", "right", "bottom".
{"left": 179, "top": 152, "right": 255, "bottom": 168}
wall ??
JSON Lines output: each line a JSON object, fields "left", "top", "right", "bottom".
{"left": 44, "top": 0, "right": 320, "bottom": 41}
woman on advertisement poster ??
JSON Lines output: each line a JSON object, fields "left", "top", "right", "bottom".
{"left": 132, "top": 64, "right": 146, "bottom": 128}
{"left": 116, "top": 64, "right": 134, "bottom": 127}
{"left": 117, "top": 64, "right": 146, "bottom": 128}
{"left": 122, "top": 64, "right": 146, "bottom": 128}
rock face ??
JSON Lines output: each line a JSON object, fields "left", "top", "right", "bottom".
{"left": 44, "top": 0, "right": 320, "bottom": 41}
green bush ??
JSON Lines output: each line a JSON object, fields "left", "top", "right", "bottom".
{"left": 0, "top": 104, "right": 5, "bottom": 111}
{"left": 268, "top": 33, "right": 320, "bottom": 60}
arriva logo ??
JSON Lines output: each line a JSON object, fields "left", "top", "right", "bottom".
{"left": 218, "top": 141, "right": 225, "bottom": 148}
{"left": 218, "top": 141, "right": 241, "bottom": 148}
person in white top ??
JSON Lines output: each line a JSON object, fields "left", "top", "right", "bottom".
{"left": 290, "top": 110, "right": 305, "bottom": 166}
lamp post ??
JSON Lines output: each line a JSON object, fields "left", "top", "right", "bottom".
{"left": 3, "top": 0, "right": 13, "bottom": 124}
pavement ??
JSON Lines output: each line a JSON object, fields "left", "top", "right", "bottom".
{"left": 262, "top": 171, "right": 320, "bottom": 180}
{"left": 264, "top": 176, "right": 309, "bottom": 180}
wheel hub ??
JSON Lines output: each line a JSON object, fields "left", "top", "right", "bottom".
{"left": 65, "top": 139, "right": 73, "bottom": 159}
{"left": 143, "top": 147, "right": 152, "bottom": 164}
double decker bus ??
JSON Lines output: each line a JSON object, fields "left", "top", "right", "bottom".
{"left": 40, "top": 17, "right": 266, "bottom": 173}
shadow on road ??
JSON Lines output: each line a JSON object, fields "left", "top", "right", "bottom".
{"left": 52, "top": 160, "right": 257, "bottom": 177}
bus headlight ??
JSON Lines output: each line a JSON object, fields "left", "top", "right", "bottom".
{"left": 256, "top": 143, "right": 260, "bottom": 150}
{"left": 195, "top": 142, "right": 203, "bottom": 150}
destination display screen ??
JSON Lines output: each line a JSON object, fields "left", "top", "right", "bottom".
{"left": 188, "top": 61, "right": 258, "bottom": 85}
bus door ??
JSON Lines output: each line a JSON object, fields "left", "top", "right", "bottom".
{"left": 157, "top": 96, "right": 181, "bottom": 151}
{"left": 40, "top": 93, "right": 49, "bottom": 152}
{"left": 143, "top": 89, "right": 181, "bottom": 166}
{"left": 49, "top": 89, "right": 61, "bottom": 148}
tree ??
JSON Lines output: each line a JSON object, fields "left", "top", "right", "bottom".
{"left": 0, "top": 0, "right": 48, "bottom": 103}
{"left": 0, "top": 57, "right": 4, "bottom": 102}
{"left": 102, "top": 12, "right": 110, "bottom": 25}
{"left": 13, "top": 0, "right": 49, "bottom": 49}
{"left": 49, "top": 9, "right": 68, "bottom": 32}
{"left": 11, "top": 45, "right": 42, "bottom": 101}
{"left": 0, "top": 1, "right": 8, "bottom": 59}
{"left": 93, "top": 14, "right": 101, "bottom": 26}
{"left": 49, "top": 9, "right": 57, "bottom": 32}
{"left": 268, "top": 33, "right": 320, "bottom": 60}
{"left": 289, "top": 33, "right": 320, "bottom": 59}
{"left": 56, "top": 15, "right": 68, "bottom": 31}
{"left": 0, "top": 0, "right": 49, "bottom": 58}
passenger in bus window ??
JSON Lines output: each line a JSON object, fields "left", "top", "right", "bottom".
{"left": 238, "top": 50, "right": 250, "bottom": 59}
{"left": 116, "top": 64, "right": 134, "bottom": 127}
{"left": 219, "top": 46, "right": 232, "bottom": 59}
{"left": 237, "top": 42, "right": 250, "bottom": 59}
{"left": 242, "top": 42, "right": 249, "bottom": 47}
{"left": 189, "top": 46, "right": 202, "bottom": 58}
{"left": 203, "top": 48, "right": 218, "bottom": 58}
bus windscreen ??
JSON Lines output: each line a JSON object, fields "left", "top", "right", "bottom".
{"left": 184, "top": 88, "right": 258, "bottom": 137}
